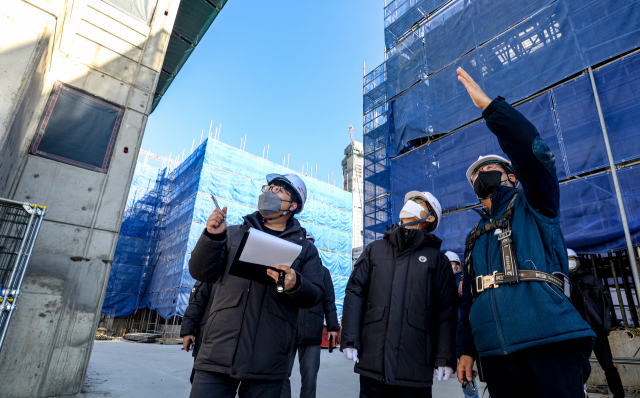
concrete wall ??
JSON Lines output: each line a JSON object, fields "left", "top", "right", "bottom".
{"left": 0, "top": 0, "right": 180, "bottom": 396}
{"left": 588, "top": 330, "right": 640, "bottom": 388}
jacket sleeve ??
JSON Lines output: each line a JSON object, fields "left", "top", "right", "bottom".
{"left": 340, "top": 245, "right": 372, "bottom": 351}
{"left": 180, "top": 282, "right": 210, "bottom": 337}
{"left": 284, "top": 244, "right": 324, "bottom": 308}
{"left": 188, "top": 229, "right": 228, "bottom": 283}
{"left": 321, "top": 267, "right": 340, "bottom": 331}
{"left": 483, "top": 97, "right": 559, "bottom": 218}
{"left": 456, "top": 246, "right": 477, "bottom": 358}
{"left": 433, "top": 253, "right": 460, "bottom": 368}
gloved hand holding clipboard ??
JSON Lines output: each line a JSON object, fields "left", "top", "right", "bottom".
{"left": 228, "top": 228, "right": 303, "bottom": 292}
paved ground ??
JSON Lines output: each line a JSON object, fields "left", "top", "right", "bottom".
{"left": 58, "top": 340, "right": 606, "bottom": 398}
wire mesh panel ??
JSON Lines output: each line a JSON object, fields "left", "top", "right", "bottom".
{"left": 0, "top": 199, "right": 46, "bottom": 354}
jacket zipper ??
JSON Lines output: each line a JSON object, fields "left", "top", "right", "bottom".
{"left": 487, "top": 217, "right": 508, "bottom": 355}
{"left": 381, "top": 246, "right": 400, "bottom": 384}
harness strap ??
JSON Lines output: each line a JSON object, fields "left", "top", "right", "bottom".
{"left": 475, "top": 270, "right": 568, "bottom": 296}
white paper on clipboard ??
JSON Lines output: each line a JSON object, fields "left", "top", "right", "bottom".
{"left": 239, "top": 228, "right": 302, "bottom": 267}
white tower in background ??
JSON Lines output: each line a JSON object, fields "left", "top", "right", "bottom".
{"left": 342, "top": 126, "right": 364, "bottom": 255}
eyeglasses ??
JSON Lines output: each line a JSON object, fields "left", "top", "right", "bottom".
{"left": 262, "top": 184, "right": 292, "bottom": 199}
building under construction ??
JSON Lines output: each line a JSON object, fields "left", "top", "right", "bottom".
{"left": 100, "top": 137, "right": 354, "bottom": 336}
{"left": 0, "top": 0, "right": 228, "bottom": 396}
{"left": 363, "top": 0, "right": 640, "bottom": 388}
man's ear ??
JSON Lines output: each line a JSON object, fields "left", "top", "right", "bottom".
{"left": 289, "top": 202, "right": 298, "bottom": 212}
{"left": 508, "top": 173, "right": 517, "bottom": 184}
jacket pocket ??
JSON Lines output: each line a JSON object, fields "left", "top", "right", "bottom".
{"left": 359, "top": 306, "right": 386, "bottom": 374}
{"left": 249, "top": 297, "right": 297, "bottom": 376}
{"left": 202, "top": 290, "right": 245, "bottom": 367}
{"left": 396, "top": 309, "right": 433, "bottom": 382}
{"left": 363, "top": 306, "right": 385, "bottom": 325}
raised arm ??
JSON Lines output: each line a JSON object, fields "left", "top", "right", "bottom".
{"left": 189, "top": 208, "right": 228, "bottom": 283}
{"left": 457, "top": 67, "right": 560, "bottom": 217}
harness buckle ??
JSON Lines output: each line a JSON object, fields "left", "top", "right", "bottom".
{"left": 498, "top": 230, "right": 512, "bottom": 241}
{"left": 476, "top": 271, "right": 500, "bottom": 293}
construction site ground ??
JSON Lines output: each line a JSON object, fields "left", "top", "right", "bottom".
{"left": 52, "top": 340, "right": 610, "bottom": 398}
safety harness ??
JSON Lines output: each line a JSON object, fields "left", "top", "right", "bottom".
{"left": 465, "top": 190, "right": 569, "bottom": 300}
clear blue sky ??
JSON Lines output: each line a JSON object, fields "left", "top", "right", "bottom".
{"left": 142, "top": 0, "right": 385, "bottom": 183}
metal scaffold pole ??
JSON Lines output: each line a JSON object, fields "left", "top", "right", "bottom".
{"left": 588, "top": 66, "right": 640, "bottom": 296}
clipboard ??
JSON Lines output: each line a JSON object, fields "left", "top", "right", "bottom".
{"left": 228, "top": 228, "right": 303, "bottom": 286}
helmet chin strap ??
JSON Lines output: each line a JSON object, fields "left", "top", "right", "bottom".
{"left": 400, "top": 211, "right": 432, "bottom": 228}
{"left": 262, "top": 206, "right": 294, "bottom": 223}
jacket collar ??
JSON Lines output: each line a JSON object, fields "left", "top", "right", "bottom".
{"left": 474, "top": 186, "right": 519, "bottom": 221}
{"left": 383, "top": 225, "right": 443, "bottom": 252}
{"left": 242, "top": 211, "right": 305, "bottom": 242}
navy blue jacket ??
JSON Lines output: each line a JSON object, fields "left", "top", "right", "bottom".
{"left": 296, "top": 266, "right": 340, "bottom": 345}
{"left": 456, "top": 98, "right": 595, "bottom": 358}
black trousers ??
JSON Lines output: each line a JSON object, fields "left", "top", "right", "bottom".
{"left": 593, "top": 333, "right": 625, "bottom": 398}
{"left": 359, "top": 376, "right": 432, "bottom": 398}
{"left": 189, "top": 370, "right": 284, "bottom": 398}
{"left": 481, "top": 338, "right": 592, "bottom": 398}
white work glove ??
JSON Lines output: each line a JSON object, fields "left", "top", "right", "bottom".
{"left": 436, "top": 366, "right": 453, "bottom": 381}
{"left": 343, "top": 348, "right": 359, "bottom": 363}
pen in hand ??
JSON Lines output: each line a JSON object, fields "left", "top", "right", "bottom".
{"left": 211, "top": 195, "right": 225, "bottom": 220}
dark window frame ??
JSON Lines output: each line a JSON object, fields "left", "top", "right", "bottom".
{"left": 30, "top": 82, "right": 124, "bottom": 174}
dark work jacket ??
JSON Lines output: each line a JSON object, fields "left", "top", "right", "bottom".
{"left": 189, "top": 212, "right": 324, "bottom": 381}
{"left": 456, "top": 97, "right": 595, "bottom": 359}
{"left": 570, "top": 267, "right": 613, "bottom": 336}
{"left": 296, "top": 266, "right": 340, "bottom": 345}
{"left": 180, "top": 281, "right": 217, "bottom": 358}
{"left": 340, "top": 226, "right": 458, "bottom": 388}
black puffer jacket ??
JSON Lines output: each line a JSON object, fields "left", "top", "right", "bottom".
{"left": 180, "top": 281, "right": 217, "bottom": 358}
{"left": 296, "top": 266, "right": 340, "bottom": 345}
{"left": 340, "top": 226, "right": 458, "bottom": 388}
{"left": 570, "top": 266, "right": 613, "bottom": 336}
{"left": 189, "top": 212, "right": 324, "bottom": 380}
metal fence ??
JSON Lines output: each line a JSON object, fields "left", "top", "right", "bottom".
{"left": 579, "top": 248, "right": 640, "bottom": 331}
{"left": 0, "top": 199, "right": 46, "bottom": 354}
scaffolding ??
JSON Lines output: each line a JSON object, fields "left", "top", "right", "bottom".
{"left": 103, "top": 137, "right": 354, "bottom": 323}
{"left": 363, "top": 0, "right": 640, "bottom": 254}
{"left": 0, "top": 199, "right": 46, "bottom": 354}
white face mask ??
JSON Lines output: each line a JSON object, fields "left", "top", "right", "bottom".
{"left": 568, "top": 259, "right": 578, "bottom": 271}
{"left": 399, "top": 200, "right": 425, "bottom": 219}
{"left": 452, "top": 265, "right": 462, "bottom": 275}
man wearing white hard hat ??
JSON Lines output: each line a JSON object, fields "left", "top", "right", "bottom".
{"left": 568, "top": 249, "right": 623, "bottom": 397}
{"left": 188, "top": 173, "right": 325, "bottom": 398}
{"left": 455, "top": 67, "right": 595, "bottom": 398}
{"left": 341, "top": 190, "right": 458, "bottom": 397}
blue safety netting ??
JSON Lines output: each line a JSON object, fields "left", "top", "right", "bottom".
{"left": 103, "top": 139, "right": 353, "bottom": 320}
{"left": 386, "top": 0, "right": 640, "bottom": 156}
{"left": 365, "top": 0, "right": 640, "bottom": 256}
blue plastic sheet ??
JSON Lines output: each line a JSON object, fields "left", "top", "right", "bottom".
{"left": 103, "top": 139, "right": 353, "bottom": 320}
{"left": 387, "top": 0, "right": 640, "bottom": 156}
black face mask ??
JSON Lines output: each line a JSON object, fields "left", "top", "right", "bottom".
{"left": 473, "top": 170, "right": 504, "bottom": 199}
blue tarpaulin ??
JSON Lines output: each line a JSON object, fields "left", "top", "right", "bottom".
{"left": 364, "top": 0, "right": 640, "bottom": 256}
{"left": 103, "top": 139, "right": 353, "bottom": 320}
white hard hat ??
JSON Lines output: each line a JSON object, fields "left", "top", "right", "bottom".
{"left": 567, "top": 248, "right": 578, "bottom": 258}
{"left": 266, "top": 173, "right": 307, "bottom": 214}
{"left": 445, "top": 251, "right": 460, "bottom": 263}
{"left": 466, "top": 155, "right": 514, "bottom": 186}
{"left": 403, "top": 191, "right": 442, "bottom": 231}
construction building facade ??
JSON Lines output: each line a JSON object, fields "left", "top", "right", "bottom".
{"left": 101, "top": 137, "right": 353, "bottom": 333}
{"left": 0, "top": 0, "right": 227, "bottom": 396}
